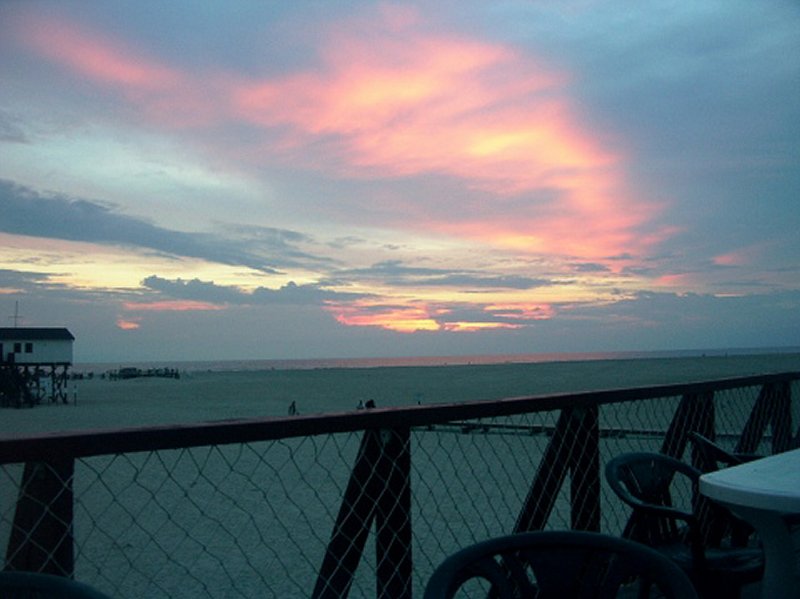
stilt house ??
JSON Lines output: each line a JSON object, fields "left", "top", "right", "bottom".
{"left": 0, "top": 327, "right": 74, "bottom": 406}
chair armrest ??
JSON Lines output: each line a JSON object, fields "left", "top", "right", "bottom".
{"left": 627, "top": 499, "right": 698, "bottom": 528}
{"left": 606, "top": 472, "right": 697, "bottom": 526}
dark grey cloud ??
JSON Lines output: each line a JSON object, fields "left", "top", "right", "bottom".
{"left": 251, "top": 281, "right": 368, "bottom": 305}
{"left": 141, "top": 276, "right": 246, "bottom": 304}
{"left": 327, "top": 236, "right": 366, "bottom": 250}
{"left": 0, "top": 268, "right": 145, "bottom": 324}
{"left": 565, "top": 289, "right": 800, "bottom": 334}
{"left": 347, "top": 260, "right": 447, "bottom": 277}
{"left": 0, "top": 268, "right": 51, "bottom": 287}
{"left": 141, "top": 275, "right": 369, "bottom": 306}
{"left": 0, "top": 180, "right": 327, "bottom": 274}
{"left": 217, "top": 223, "right": 333, "bottom": 267}
{"left": 339, "top": 260, "right": 552, "bottom": 290}
{"left": 414, "top": 274, "right": 550, "bottom": 291}
{"left": 569, "top": 262, "right": 610, "bottom": 274}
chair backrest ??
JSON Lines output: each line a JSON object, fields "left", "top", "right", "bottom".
{"left": 688, "top": 432, "right": 761, "bottom": 471}
{"left": 605, "top": 452, "right": 700, "bottom": 546}
{"left": 424, "top": 530, "right": 699, "bottom": 599}
{"left": 687, "top": 433, "right": 763, "bottom": 546}
{"left": 0, "top": 571, "right": 112, "bottom": 599}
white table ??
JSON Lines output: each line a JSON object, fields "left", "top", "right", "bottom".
{"left": 699, "top": 447, "right": 800, "bottom": 599}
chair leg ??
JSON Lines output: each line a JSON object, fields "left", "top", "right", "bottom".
{"left": 694, "top": 576, "right": 742, "bottom": 599}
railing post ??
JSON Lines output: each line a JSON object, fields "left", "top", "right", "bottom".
{"left": 515, "top": 407, "right": 600, "bottom": 533}
{"left": 515, "top": 409, "right": 572, "bottom": 532}
{"left": 737, "top": 381, "right": 793, "bottom": 455}
{"left": 770, "top": 381, "right": 792, "bottom": 453}
{"left": 313, "top": 427, "right": 412, "bottom": 599}
{"left": 570, "top": 406, "right": 600, "bottom": 531}
{"left": 5, "top": 459, "right": 74, "bottom": 577}
{"left": 314, "top": 430, "right": 383, "bottom": 598}
{"left": 375, "top": 428, "right": 412, "bottom": 599}
{"left": 661, "top": 391, "right": 714, "bottom": 459}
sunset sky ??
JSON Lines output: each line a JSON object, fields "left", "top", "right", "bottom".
{"left": 1, "top": 1, "right": 798, "bottom": 363}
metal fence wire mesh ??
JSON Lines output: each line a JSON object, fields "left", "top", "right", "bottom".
{"left": 1, "top": 376, "right": 798, "bottom": 598}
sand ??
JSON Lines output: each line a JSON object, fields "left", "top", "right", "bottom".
{"left": 1, "top": 352, "right": 797, "bottom": 597}
{"left": 1, "top": 352, "right": 798, "bottom": 438}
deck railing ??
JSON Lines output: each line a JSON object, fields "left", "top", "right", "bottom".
{"left": 1, "top": 372, "right": 798, "bottom": 597}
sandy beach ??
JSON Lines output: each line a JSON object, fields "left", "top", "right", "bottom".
{"left": 2, "top": 352, "right": 798, "bottom": 597}
{"left": 2, "top": 352, "right": 798, "bottom": 438}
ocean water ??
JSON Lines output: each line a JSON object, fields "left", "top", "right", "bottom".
{"left": 74, "top": 346, "right": 800, "bottom": 375}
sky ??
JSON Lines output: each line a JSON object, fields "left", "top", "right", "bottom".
{"left": 0, "top": 1, "right": 799, "bottom": 363}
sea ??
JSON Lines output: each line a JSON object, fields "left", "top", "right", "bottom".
{"left": 73, "top": 346, "right": 800, "bottom": 375}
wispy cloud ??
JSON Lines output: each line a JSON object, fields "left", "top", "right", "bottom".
{"left": 337, "top": 260, "right": 553, "bottom": 290}
{"left": 10, "top": 6, "right": 665, "bottom": 266}
{"left": 229, "top": 6, "right": 663, "bottom": 260}
{"left": 0, "top": 180, "right": 319, "bottom": 274}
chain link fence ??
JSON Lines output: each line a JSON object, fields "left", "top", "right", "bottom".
{"left": 1, "top": 374, "right": 798, "bottom": 597}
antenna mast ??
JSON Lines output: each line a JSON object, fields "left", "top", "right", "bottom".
{"left": 10, "top": 300, "right": 23, "bottom": 327}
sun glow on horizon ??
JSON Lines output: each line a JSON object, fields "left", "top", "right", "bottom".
{"left": 328, "top": 302, "right": 441, "bottom": 333}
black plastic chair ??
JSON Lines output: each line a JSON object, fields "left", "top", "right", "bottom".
{"left": 424, "top": 530, "right": 699, "bottom": 598}
{"left": 605, "top": 452, "right": 763, "bottom": 598}
{"left": 688, "top": 432, "right": 762, "bottom": 471}
{"left": 0, "top": 571, "right": 112, "bottom": 598}
{"left": 688, "top": 432, "right": 762, "bottom": 546}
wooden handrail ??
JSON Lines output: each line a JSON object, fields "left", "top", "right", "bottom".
{"left": 1, "top": 372, "right": 798, "bottom": 463}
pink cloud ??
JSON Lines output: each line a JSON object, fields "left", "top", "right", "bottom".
{"left": 19, "top": 17, "right": 179, "bottom": 90}
{"left": 116, "top": 319, "right": 140, "bottom": 330}
{"left": 327, "top": 301, "right": 440, "bottom": 333}
{"left": 713, "top": 248, "right": 758, "bottom": 267}
{"left": 13, "top": 6, "right": 665, "bottom": 264}
{"left": 229, "top": 9, "right": 662, "bottom": 261}
{"left": 11, "top": 12, "right": 219, "bottom": 126}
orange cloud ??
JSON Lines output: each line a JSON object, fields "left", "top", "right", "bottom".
{"left": 328, "top": 302, "right": 440, "bottom": 333}
{"left": 326, "top": 298, "right": 558, "bottom": 334}
{"left": 116, "top": 319, "right": 140, "bottom": 330}
{"left": 123, "top": 300, "right": 224, "bottom": 312}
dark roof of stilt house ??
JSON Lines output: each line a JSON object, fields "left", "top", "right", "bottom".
{"left": 0, "top": 327, "right": 75, "bottom": 341}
